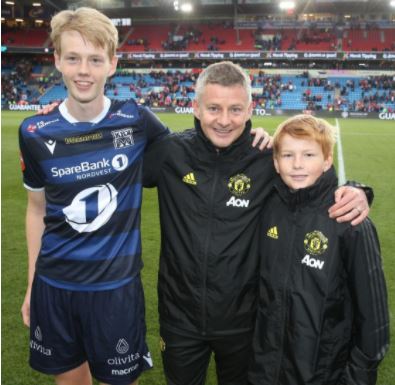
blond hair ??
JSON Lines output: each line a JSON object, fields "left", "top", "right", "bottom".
{"left": 273, "top": 114, "right": 336, "bottom": 159}
{"left": 195, "top": 61, "right": 252, "bottom": 103}
{"left": 50, "top": 7, "right": 118, "bottom": 59}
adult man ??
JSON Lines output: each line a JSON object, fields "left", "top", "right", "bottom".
{"left": 19, "top": 7, "right": 170, "bottom": 385}
{"left": 143, "top": 61, "right": 370, "bottom": 385}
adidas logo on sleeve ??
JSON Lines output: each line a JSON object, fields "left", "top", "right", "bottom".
{"left": 182, "top": 172, "right": 197, "bottom": 185}
{"left": 267, "top": 226, "right": 279, "bottom": 239}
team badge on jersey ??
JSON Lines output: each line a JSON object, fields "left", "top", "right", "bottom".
{"left": 112, "top": 128, "right": 134, "bottom": 149}
{"left": 227, "top": 174, "right": 251, "bottom": 196}
{"left": 303, "top": 230, "right": 328, "bottom": 255}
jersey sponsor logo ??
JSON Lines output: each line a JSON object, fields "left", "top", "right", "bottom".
{"left": 108, "top": 352, "right": 140, "bottom": 365}
{"left": 36, "top": 119, "right": 59, "bottom": 129}
{"left": 182, "top": 172, "right": 197, "bottom": 185}
{"left": 30, "top": 326, "right": 52, "bottom": 356}
{"left": 116, "top": 338, "right": 129, "bottom": 354}
{"left": 111, "top": 364, "right": 139, "bottom": 376}
{"left": 303, "top": 230, "right": 328, "bottom": 255}
{"left": 226, "top": 196, "right": 250, "bottom": 208}
{"left": 228, "top": 174, "right": 251, "bottom": 196}
{"left": 301, "top": 254, "right": 325, "bottom": 270}
{"left": 112, "top": 154, "right": 129, "bottom": 171}
{"left": 34, "top": 326, "right": 42, "bottom": 341}
{"left": 51, "top": 158, "right": 111, "bottom": 179}
{"left": 44, "top": 139, "right": 56, "bottom": 154}
{"left": 267, "top": 226, "right": 279, "bottom": 239}
{"left": 64, "top": 132, "right": 103, "bottom": 144}
{"left": 63, "top": 184, "right": 118, "bottom": 233}
{"left": 30, "top": 340, "right": 53, "bottom": 356}
{"left": 112, "top": 128, "right": 134, "bottom": 149}
{"left": 109, "top": 110, "right": 135, "bottom": 119}
{"left": 27, "top": 124, "right": 37, "bottom": 133}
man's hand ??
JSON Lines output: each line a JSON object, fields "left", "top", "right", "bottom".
{"left": 37, "top": 101, "right": 59, "bottom": 115}
{"left": 328, "top": 186, "right": 369, "bottom": 226}
{"left": 251, "top": 127, "right": 273, "bottom": 151}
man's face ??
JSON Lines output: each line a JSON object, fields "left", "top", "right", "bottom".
{"left": 193, "top": 83, "right": 252, "bottom": 149}
{"left": 274, "top": 134, "right": 332, "bottom": 190}
{"left": 54, "top": 30, "right": 117, "bottom": 107}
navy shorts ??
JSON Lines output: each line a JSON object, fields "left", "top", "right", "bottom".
{"left": 29, "top": 275, "right": 152, "bottom": 385}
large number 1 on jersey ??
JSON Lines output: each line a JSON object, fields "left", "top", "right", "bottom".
{"left": 63, "top": 183, "right": 118, "bottom": 233}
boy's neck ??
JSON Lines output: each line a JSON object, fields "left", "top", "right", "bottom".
{"left": 65, "top": 96, "right": 108, "bottom": 122}
{"left": 62, "top": 96, "right": 111, "bottom": 123}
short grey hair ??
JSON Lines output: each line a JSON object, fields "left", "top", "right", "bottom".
{"left": 195, "top": 61, "right": 252, "bottom": 103}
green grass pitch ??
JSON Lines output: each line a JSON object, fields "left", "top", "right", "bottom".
{"left": 2, "top": 111, "right": 394, "bottom": 384}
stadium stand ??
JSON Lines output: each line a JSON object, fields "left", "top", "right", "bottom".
{"left": 5, "top": 66, "right": 390, "bottom": 113}
{"left": 1, "top": 1, "right": 394, "bottom": 114}
{"left": 2, "top": 27, "right": 49, "bottom": 47}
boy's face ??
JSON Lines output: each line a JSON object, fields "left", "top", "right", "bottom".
{"left": 274, "top": 134, "right": 332, "bottom": 190}
{"left": 54, "top": 30, "right": 117, "bottom": 107}
{"left": 193, "top": 83, "right": 252, "bottom": 149}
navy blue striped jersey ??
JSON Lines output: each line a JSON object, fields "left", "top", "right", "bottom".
{"left": 19, "top": 98, "right": 169, "bottom": 291}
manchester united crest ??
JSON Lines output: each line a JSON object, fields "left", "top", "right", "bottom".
{"left": 304, "top": 230, "right": 328, "bottom": 255}
{"left": 228, "top": 174, "right": 251, "bottom": 196}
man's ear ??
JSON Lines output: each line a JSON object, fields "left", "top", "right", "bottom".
{"left": 192, "top": 99, "right": 200, "bottom": 120}
{"left": 247, "top": 101, "right": 253, "bottom": 119}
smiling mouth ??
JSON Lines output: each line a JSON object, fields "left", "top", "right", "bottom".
{"left": 75, "top": 81, "right": 92, "bottom": 88}
{"left": 290, "top": 175, "right": 308, "bottom": 180}
{"left": 214, "top": 128, "right": 232, "bottom": 135}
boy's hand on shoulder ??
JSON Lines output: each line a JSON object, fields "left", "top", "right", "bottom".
{"left": 251, "top": 127, "right": 273, "bottom": 151}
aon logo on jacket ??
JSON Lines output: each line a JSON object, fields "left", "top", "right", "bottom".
{"left": 226, "top": 196, "right": 250, "bottom": 208}
{"left": 301, "top": 254, "right": 325, "bottom": 270}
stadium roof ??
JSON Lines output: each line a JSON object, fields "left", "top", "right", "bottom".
{"left": 1, "top": 0, "right": 394, "bottom": 22}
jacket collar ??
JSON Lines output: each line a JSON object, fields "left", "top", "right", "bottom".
{"left": 274, "top": 166, "right": 338, "bottom": 210}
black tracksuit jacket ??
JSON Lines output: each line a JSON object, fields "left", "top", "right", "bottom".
{"left": 248, "top": 169, "right": 390, "bottom": 385}
{"left": 143, "top": 118, "right": 276, "bottom": 337}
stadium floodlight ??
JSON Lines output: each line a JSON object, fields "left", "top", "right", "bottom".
{"left": 174, "top": 0, "right": 192, "bottom": 12}
{"left": 279, "top": 1, "right": 295, "bottom": 10}
{"left": 180, "top": 2, "right": 192, "bottom": 12}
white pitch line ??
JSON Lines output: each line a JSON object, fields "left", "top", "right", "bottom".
{"left": 335, "top": 118, "right": 346, "bottom": 185}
